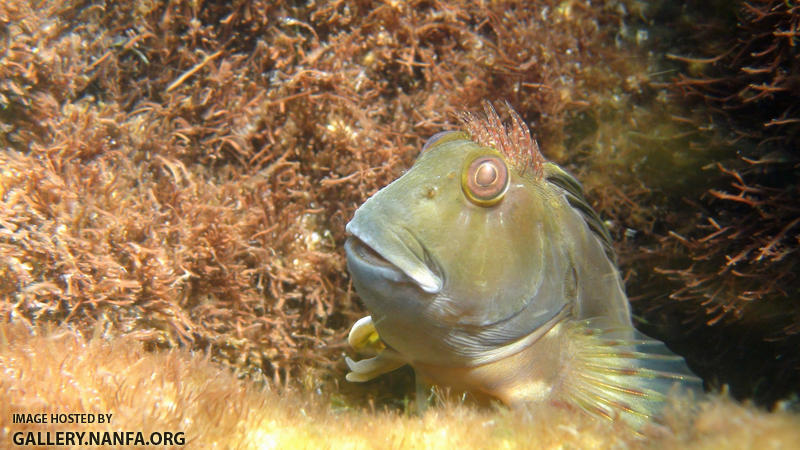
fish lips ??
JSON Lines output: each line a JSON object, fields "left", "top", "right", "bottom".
{"left": 345, "top": 222, "right": 443, "bottom": 295}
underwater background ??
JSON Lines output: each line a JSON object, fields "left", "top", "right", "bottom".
{"left": 1, "top": 0, "right": 799, "bottom": 447}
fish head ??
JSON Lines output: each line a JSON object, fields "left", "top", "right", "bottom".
{"left": 345, "top": 125, "right": 575, "bottom": 365}
{"left": 344, "top": 103, "right": 687, "bottom": 423}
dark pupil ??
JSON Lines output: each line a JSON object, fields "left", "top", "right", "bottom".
{"left": 475, "top": 162, "right": 497, "bottom": 187}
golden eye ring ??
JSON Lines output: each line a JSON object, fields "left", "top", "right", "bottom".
{"left": 462, "top": 155, "right": 509, "bottom": 206}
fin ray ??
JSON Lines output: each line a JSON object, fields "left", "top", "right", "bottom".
{"left": 562, "top": 319, "right": 702, "bottom": 429}
{"left": 543, "top": 163, "right": 616, "bottom": 264}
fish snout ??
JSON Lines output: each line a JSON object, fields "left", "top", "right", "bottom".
{"left": 344, "top": 221, "right": 443, "bottom": 294}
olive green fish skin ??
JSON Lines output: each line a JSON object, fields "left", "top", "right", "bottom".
{"left": 346, "top": 134, "right": 629, "bottom": 367}
{"left": 344, "top": 105, "right": 701, "bottom": 424}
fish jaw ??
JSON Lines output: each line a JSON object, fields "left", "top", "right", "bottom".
{"left": 345, "top": 218, "right": 442, "bottom": 294}
{"left": 345, "top": 213, "right": 480, "bottom": 367}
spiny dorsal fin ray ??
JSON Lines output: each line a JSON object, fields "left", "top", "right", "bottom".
{"left": 562, "top": 319, "right": 703, "bottom": 430}
{"left": 543, "top": 162, "right": 617, "bottom": 264}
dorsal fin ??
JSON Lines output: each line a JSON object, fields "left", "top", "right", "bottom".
{"left": 542, "top": 162, "right": 617, "bottom": 264}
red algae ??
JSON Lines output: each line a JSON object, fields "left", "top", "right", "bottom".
{"left": 617, "top": 0, "right": 800, "bottom": 407}
{"left": 0, "top": 0, "right": 797, "bottom": 412}
{"left": 0, "top": 0, "right": 649, "bottom": 392}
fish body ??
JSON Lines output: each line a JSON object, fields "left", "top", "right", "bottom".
{"left": 344, "top": 102, "right": 700, "bottom": 427}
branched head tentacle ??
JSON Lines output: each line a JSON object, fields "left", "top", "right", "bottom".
{"left": 457, "top": 100, "right": 544, "bottom": 177}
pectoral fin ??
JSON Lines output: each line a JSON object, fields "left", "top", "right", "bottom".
{"left": 345, "top": 315, "right": 407, "bottom": 382}
{"left": 345, "top": 351, "right": 406, "bottom": 382}
{"left": 563, "top": 319, "right": 703, "bottom": 429}
{"left": 348, "top": 315, "right": 385, "bottom": 355}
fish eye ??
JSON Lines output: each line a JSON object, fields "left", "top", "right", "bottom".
{"left": 462, "top": 155, "right": 509, "bottom": 206}
{"left": 420, "top": 130, "right": 466, "bottom": 154}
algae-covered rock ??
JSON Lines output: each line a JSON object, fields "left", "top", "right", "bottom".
{"left": 0, "top": 0, "right": 798, "bottom": 440}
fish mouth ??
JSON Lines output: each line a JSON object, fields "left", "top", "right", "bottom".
{"left": 345, "top": 223, "right": 443, "bottom": 294}
{"left": 346, "top": 237, "right": 402, "bottom": 273}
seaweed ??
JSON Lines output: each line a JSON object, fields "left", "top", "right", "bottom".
{"left": 3, "top": 0, "right": 797, "bottom": 410}
{"left": 0, "top": 0, "right": 653, "bottom": 397}
{"left": 622, "top": 0, "right": 800, "bottom": 407}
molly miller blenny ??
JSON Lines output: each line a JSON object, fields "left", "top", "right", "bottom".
{"left": 344, "top": 101, "right": 701, "bottom": 428}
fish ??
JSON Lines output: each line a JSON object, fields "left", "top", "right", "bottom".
{"left": 343, "top": 101, "right": 702, "bottom": 428}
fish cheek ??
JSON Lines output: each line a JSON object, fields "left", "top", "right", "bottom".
{"left": 442, "top": 201, "right": 542, "bottom": 325}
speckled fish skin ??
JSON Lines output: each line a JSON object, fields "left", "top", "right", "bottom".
{"left": 344, "top": 102, "right": 700, "bottom": 427}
